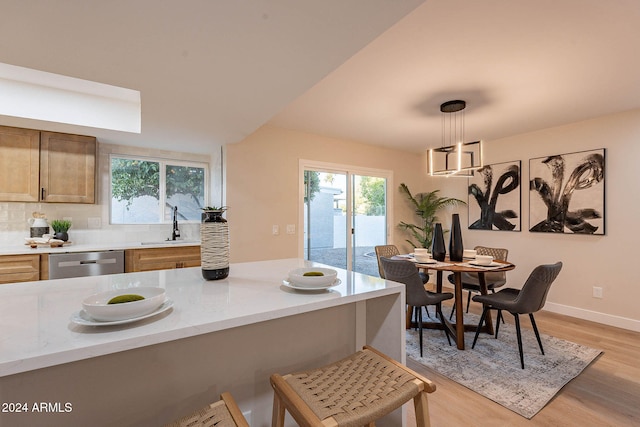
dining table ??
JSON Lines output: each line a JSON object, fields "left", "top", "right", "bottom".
{"left": 404, "top": 257, "right": 515, "bottom": 350}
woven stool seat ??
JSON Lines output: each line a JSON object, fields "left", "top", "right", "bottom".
{"left": 164, "top": 392, "right": 249, "bottom": 427}
{"left": 270, "top": 346, "right": 436, "bottom": 427}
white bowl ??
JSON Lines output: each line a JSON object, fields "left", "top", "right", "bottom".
{"left": 82, "top": 287, "right": 166, "bottom": 321}
{"left": 288, "top": 267, "right": 338, "bottom": 288}
{"left": 414, "top": 254, "right": 432, "bottom": 263}
{"left": 463, "top": 249, "right": 477, "bottom": 259}
{"left": 475, "top": 255, "right": 494, "bottom": 265}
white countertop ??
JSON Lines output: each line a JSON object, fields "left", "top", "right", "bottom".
{"left": 0, "top": 258, "right": 403, "bottom": 377}
{"left": 0, "top": 240, "right": 200, "bottom": 255}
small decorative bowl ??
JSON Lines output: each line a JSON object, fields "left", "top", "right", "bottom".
{"left": 82, "top": 287, "right": 166, "bottom": 321}
{"left": 414, "top": 254, "right": 432, "bottom": 263}
{"left": 288, "top": 267, "right": 338, "bottom": 288}
{"left": 475, "top": 255, "right": 494, "bottom": 265}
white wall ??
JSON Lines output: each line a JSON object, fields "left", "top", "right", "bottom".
{"left": 226, "top": 125, "right": 425, "bottom": 263}
{"left": 431, "top": 109, "right": 640, "bottom": 331}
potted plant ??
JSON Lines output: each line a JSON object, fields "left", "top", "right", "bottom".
{"left": 50, "top": 219, "right": 72, "bottom": 242}
{"left": 398, "top": 183, "right": 465, "bottom": 250}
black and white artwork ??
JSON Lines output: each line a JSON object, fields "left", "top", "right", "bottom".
{"left": 529, "top": 148, "right": 605, "bottom": 234}
{"left": 468, "top": 161, "right": 521, "bottom": 231}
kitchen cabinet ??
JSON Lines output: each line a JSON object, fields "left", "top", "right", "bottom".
{"left": 0, "top": 254, "right": 40, "bottom": 284}
{"left": 0, "top": 126, "right": 97, "bottom": 203}
{"left": 0, "top": 126, "right": 40, "bottom": 202}
{"left": 124, "top": 246, "right": 201, "bottom": 272}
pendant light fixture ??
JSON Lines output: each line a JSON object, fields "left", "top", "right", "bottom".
{"left": 428, "top": 100, "right": 483, "bottom": 177}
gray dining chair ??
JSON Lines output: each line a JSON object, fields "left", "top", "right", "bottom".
{"left": 449, "top": 245, "right": 509, "bottom": 320}
{"left": 471, "top": 262, "right": 563, "bottom": 369}
{"left": 381, "top": 257, "right": 453, "bottom": 356}
{"left": 376, "top": 244, "right": 430, "bottom": 318}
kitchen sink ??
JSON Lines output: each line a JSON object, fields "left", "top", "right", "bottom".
{"left": 140, "top": 240, "right": 199, "bottom": 245}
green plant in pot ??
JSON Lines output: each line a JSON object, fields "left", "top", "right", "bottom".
{"left": 50, "top": 219, "right": 72, "bottom": 242}
{"left": 398, "top": 183, "right": 465, "bottom": 250}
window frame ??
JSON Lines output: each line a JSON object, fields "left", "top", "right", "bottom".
{"left": 109, "top": 153, "right": 209, "bottom": 225}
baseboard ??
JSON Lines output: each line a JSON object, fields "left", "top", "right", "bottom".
{"left": 435, "top": 282, "right": 640, "bottom": 333}
{"left": 543, "top": 302, "right": 640, "bottom": 333}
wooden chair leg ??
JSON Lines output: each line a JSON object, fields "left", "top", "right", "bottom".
{"left": 271, "top": 391, "right": 285, "bottom": 427}
{"left": 495, "top": 309, "right": 502, "bottom": 338}
{"left": 529, "top": 313, "right": 545, "bottom": 355}
{"left": 413, "top": 390, "right": 431, "bottom": 427}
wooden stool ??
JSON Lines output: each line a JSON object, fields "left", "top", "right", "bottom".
{"left": 164, "top": 392, "right": 249, "bottom": 427}
{"left": 270, "top": 345, "right": 436, "bottom": 427}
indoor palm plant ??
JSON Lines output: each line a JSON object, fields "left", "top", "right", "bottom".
{"left": 50, "top": 219, "right": 72, "bottom": 242}
{"left": 398, "top": 183, "right": 465, "bottom": 250}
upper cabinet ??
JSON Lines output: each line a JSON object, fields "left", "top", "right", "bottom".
{"left": 0, "top": 126, "right": 97, "bottom": 203}
{"left": 40, "top": 131, "right": 96, "bottom": 203}
{"left": 0, "top": 126, "right": 40, "bottom": 202}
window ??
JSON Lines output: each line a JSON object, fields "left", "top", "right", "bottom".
{"left": 110, "top": 155, "right": 208, "bottom": 224}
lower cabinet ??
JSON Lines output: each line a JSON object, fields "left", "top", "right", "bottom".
{"left": 125, "top": 246, "right": 201, "bottom": 272}
{"left": 0, "top": 254, "right": 41, "bottom": 284}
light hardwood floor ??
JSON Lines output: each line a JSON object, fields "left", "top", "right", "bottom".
{"left": 407, "top": 301, "right": 640, "bottom": 426}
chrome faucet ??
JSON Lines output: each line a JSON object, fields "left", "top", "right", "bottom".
{"left": 171, "top": 206, "right": 180, "bottom": 240}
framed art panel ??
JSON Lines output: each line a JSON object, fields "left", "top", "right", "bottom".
{"left": 529, "top": 148, "right": 605, "bottom": 234}
{"left": 468, "top": 161, "right": 521, "bottom": 231}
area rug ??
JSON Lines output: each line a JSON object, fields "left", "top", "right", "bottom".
{"left": 406, "top": 313, "right": 602, "bottom": 419}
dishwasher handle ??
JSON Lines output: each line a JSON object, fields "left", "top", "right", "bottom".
{"left": 58, "top": 258, "right": 118, "bottom": 268}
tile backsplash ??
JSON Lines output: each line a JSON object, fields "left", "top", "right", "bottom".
{"left": 2, "top": 200, "right": 201, "bottom": 246}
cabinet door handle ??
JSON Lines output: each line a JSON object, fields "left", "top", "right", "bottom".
{"left": 41, "top": 188, "right": 45, "bottom": 199}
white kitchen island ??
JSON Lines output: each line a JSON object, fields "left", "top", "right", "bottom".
{"left": 0, "top": 258, "right": 406, "bottom": 427}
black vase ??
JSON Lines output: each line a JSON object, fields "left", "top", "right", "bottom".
{"left": 200, "top": 210, "right": 230, "bottom": 280}
{"left": 431, "top": 223, "right": 446, "bottom": 261}
{"left": 449, "top": 214, "right": 464, "bottom": 261}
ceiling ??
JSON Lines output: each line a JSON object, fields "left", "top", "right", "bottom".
{"left": 2, "top": 0, "right": 640, "bottom": 155}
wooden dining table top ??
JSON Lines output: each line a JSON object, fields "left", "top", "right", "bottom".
{"left": 413, "top": 258, "right": 515, "bottom": 273}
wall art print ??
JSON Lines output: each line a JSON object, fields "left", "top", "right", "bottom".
{"left": 468, "top": 161, "right": 521, "bottom": 231}
{"left": 529, "top": 148, "right": 605, "bottom": 235}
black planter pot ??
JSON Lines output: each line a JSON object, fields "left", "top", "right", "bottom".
{"left": 54, "top": 231, "right": 69, "bottom": 242}
{"left": 431, "top": 223, "right": 446, "bottom": 261}
{"left": 200, "top": 210, "right": 230, "bottom": 280}
{"left": 449, "top": 214, "right": 464, "bottom": 261}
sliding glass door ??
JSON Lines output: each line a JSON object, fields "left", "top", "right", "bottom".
{"left": 302, "top": 163, "right": 391, "bottom": 276}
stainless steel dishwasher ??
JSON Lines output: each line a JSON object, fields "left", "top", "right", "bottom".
{"left": 48, "top": 251, "right": 125, "bottom": 279}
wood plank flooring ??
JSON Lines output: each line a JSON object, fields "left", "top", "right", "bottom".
{"left": 406, "top": 301, "right": 640, "bottom": 426}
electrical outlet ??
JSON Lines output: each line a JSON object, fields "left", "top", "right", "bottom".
{"left": 272, "top": 225, "right": 279, "bottom": 235}
{"left": 286, "top": 224, "right": 296, "bottom": 234}
{"left": 593, "top": 286, "right": 603, "bottom": 298}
